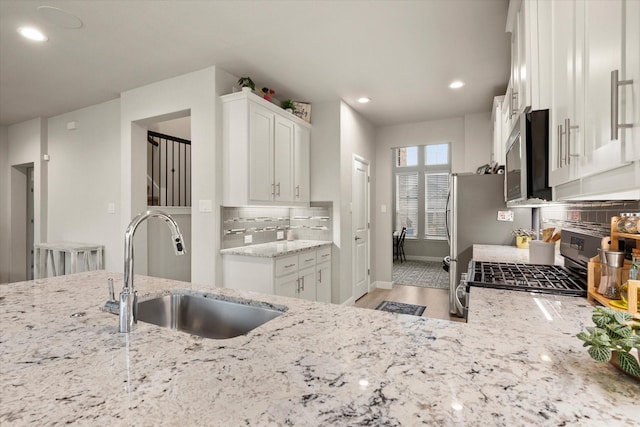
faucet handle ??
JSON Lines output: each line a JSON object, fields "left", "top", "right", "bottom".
{"left": 103, "top": 278, "right": 119, "bottom": 314}
{"left": 107, "top": 278, "right": 116, "bottom": 302}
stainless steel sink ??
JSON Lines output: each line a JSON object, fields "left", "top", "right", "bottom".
{"left": 136, "top": 291, "right": 285, "bottom": 339}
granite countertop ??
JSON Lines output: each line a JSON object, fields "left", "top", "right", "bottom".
{"left": 1, "top": 271, "right": 639, "bottom": 425}
{"left": 220, "top": 239, "right": 332, "bottom": 258}
{"left": 473, "top": 243, "right": 565, "bottom": 265}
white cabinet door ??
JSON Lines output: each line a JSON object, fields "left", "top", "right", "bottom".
{"left": 249, "top": 103, "right": 274, "bottom": 202}
{"left": 275, "top": 272, "right": 299, "bottom": 298}
{"left": 316, "top": 261, "right": 331, "bottom": 303}
{"left": 298, "top": 267, "right": 316, "bottom": 301}
{"left": 549, "top": 0, "right": 583, "bottom": 187}
{"left": 624, "top": 0, "right": 640, "bottom": 162}
{"left": 582, "top": 0, "right": 628, "bottom": 175}
{"left": 294, "top": 125, "right": 310, "bottom": 203}
{"left": 274, "top": 115, "right": 294, "bottom": 202}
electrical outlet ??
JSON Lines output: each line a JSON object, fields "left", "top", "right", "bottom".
{"left": 244, "top": 235, "right": 253, "bottom": 244}
{"left": 277, "top": 231, "right": 284, "bottom": 240}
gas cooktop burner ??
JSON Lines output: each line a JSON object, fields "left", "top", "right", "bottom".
{"left": 468, "top": 261, "right": 587, "bottom": 297}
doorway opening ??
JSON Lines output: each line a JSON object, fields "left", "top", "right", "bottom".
{"left": 391, "top": 145, "right": 450, "bottom": 291}
{"left": 9, "top": 163, "right": 34, "bottom": 282}
{"left": 145, "top": 115, "right": 192, "bottom": 282}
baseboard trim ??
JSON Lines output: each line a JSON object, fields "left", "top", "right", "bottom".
{"left": 341, "top": 296, "right": 356, "bottom": 306}
{"left": 405, "top": 255, "right": 443, "bottom": 262}
{"left": 373, "top": 280, "right": 393, "bottom": 290}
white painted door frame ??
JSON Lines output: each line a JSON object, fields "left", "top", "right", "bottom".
{"left": 352, "top": 155, "right": 370, "bottom": 301}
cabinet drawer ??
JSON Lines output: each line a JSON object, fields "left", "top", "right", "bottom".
{"left": 298, "top": 251, "right": 316, "bottom": 270}
{"left": 317, "top": 246, "right": 331, "bottom": 263}
{"left": 275, "top": 255, "right": 298, "bottom": 277}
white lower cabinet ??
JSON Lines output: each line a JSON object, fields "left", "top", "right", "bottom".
{"left": 222, "top": 246, "right": 331, "bottom": 302}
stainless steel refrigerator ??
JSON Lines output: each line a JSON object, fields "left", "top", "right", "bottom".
{"left": 446, "top": 173, "right": 531, "bottom": 316}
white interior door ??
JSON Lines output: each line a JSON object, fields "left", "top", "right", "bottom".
{"left": 352, "top": 156, "right": 370, "bottom": 301}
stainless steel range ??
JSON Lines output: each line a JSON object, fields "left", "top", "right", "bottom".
{"left": 462, "top": 229, "right": 606, "bottom": 319}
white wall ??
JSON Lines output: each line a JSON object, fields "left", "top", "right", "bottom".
{"left": 373, "top": 116, "right": 466, "bottom": 286}
{"left": 120, "top": 66, "right": 236, "bottom": 286}
{"left": 309, "top": 101, "right": 376, "bottom": 304}
{"left": 47, "top": 99, "right": 121, "bottom": 273}
{"left": 310, "top": 101, "right": 341, "bottom": 303}
{"left": 6, "top": 118, "right": 47, "bottom": 282}
{"left": 339, "top": 102, "right": 376, "bottom": 303}
{"left": 464, "top": 112, "right": 493, "bottom": 170}
{"left": 0, "top": 125, "right": 8, "bottom": 283}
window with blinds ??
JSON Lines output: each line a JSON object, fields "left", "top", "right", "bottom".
{"left": 392, "top": 143, "right": 450, "bottom": 241}
{"left": 395, "top": 173, "right": 418, "bottom": 237}
{"left": 425, "top": 172, "right": 449, "bottom": 239}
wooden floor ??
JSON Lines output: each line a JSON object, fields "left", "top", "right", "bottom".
{"left": 353, "top": 284, "right": 464, "bottom": 322}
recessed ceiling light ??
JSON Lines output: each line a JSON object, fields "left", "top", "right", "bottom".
{"left": 449, "top": 80, "right": 465, "bottom": 89}
{"left": 37, "top": 6, "right": 83, "bottom": 29}
{"left": 357, "top": 97, "right": 371, "bottom": 104}
{"left": 17, "top": 26, "right": 48, "bottom": 42}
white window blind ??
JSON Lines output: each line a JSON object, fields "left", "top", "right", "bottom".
{"left": 425, "top": 172, "right": 449, "bottom": 239}
{"left": 396, "top": 173, "right": 418, "bottom": 237}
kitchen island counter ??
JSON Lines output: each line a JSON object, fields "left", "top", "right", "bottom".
{"left": 220, "top": 239, "right": 331, "bottom": 258}
{"left": 1, "top": 272, "right": 638, "bottom": 425}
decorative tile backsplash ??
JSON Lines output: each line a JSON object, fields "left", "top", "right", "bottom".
{"left": 222, "top": 203, "right": 332, "bottom": 249}
{"left": 540, "top": 200, "right": 640, "bottom": 235}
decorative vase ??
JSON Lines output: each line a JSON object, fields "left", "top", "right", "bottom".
{"left": 515, "top": 236, "right": 531, "bottom": 249}
{"left": 609, "top": 350, "right": 640, "bottom": 381}
{"left": 241, "top": 87, "right": 252, "bottom": 93}
{"left": 286, "top": 108, "right": 293, "bottom": 114}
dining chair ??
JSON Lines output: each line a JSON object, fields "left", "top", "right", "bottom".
{"left": 397, "top": 227, "right": 407, "bottom": 263}
{"left": 394, "top": 227, "right": 407, "bottom": 263}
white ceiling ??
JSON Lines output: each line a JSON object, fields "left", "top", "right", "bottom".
{"left": 0, "top": 0, "right": 510, "bottom": 128}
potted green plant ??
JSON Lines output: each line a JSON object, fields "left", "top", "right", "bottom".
{"left": 281, "top": 99, "right": 296, "bottom": 113}
{"left": 238, "top": 77, "right": 255, "bottom": 92}
{"left": 512, "top": 228, "right": 534, "bottom": 249}
{"left": 577, "top": 307, "right": 640, "bottom": 380}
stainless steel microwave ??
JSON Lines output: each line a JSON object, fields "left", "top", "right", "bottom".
{"left": 505, "top": 109, "right": 552, "bottom": 203}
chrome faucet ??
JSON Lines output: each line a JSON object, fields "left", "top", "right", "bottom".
{"left": 118, "top": 210, "right": 186, "bottom": 333}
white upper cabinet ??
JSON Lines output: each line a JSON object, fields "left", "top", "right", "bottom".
{"left": 531, "top": 0, "right": 640, "bottom": 199}
{"left": 222, "top": 91, "right": 312, "bottom": 206}
{"left": 506, "top": 0, "right": 549, "bottom": 120}
{"left": 581, "top": 0, "right": 631, "bottom": 176}
{"left": 624, "top": 0, "right": 640, "bottom": 163}
{"left": 547, "top": 0, "right": 584, "bottom": 187}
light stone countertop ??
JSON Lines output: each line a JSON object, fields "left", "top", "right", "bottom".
{"left": 220, "top": 239, "right": 332, "bottom": 258}
{"left": 473, "top": 243, "right": 565, "bottom": 265}
{"left": 1, "top": 271, "right": 639, "bottom": 426}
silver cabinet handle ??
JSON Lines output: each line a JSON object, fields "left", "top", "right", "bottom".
{"left": 295, "top": 185, "right": 300, "bottom": 197}
{"left": 354, "top": 236, "right": 362, "bottom": 241}
{"left": 271, "top": 183, "right": 276, "bottom": 197}
{"left": 284, "top": 264, "right": 296, "bottom": 269}
{"left": 301, "top": 276, "right": 304, "bottom": 291}
{"left": 611, "top": 69, "right": 633, "bottom": 140}
{"left": 318, "top": 270, "right": 322, "bottom": 283}
{"left": 276, "top": 182, "right": 281, "bottom": 196}
{"left": 557, "top": 124, "right": 563, "bottom": 168}
{"left": 511, "top": 91, "right": 518, "bottom": 117}
{"left": 296, "top": 278, "right": 300, "bottom": 293}
{"left": 564, "top": 118, "right": 579, "bottom": 165}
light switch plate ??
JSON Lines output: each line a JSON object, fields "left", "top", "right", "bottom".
{"left": 277, "top": 231, "right": 284, "bottom": 240}
{"left": 107, "top": 202, "right": 115, "bottom": 214}
{"left": 244, "top": 235, "right": 253, "bottom": 244}
{"left": 199, "top": 199, "right": 212, "bottom": 212}
{"left": 381, "top": 204, "right": 387, "bottom": 213}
